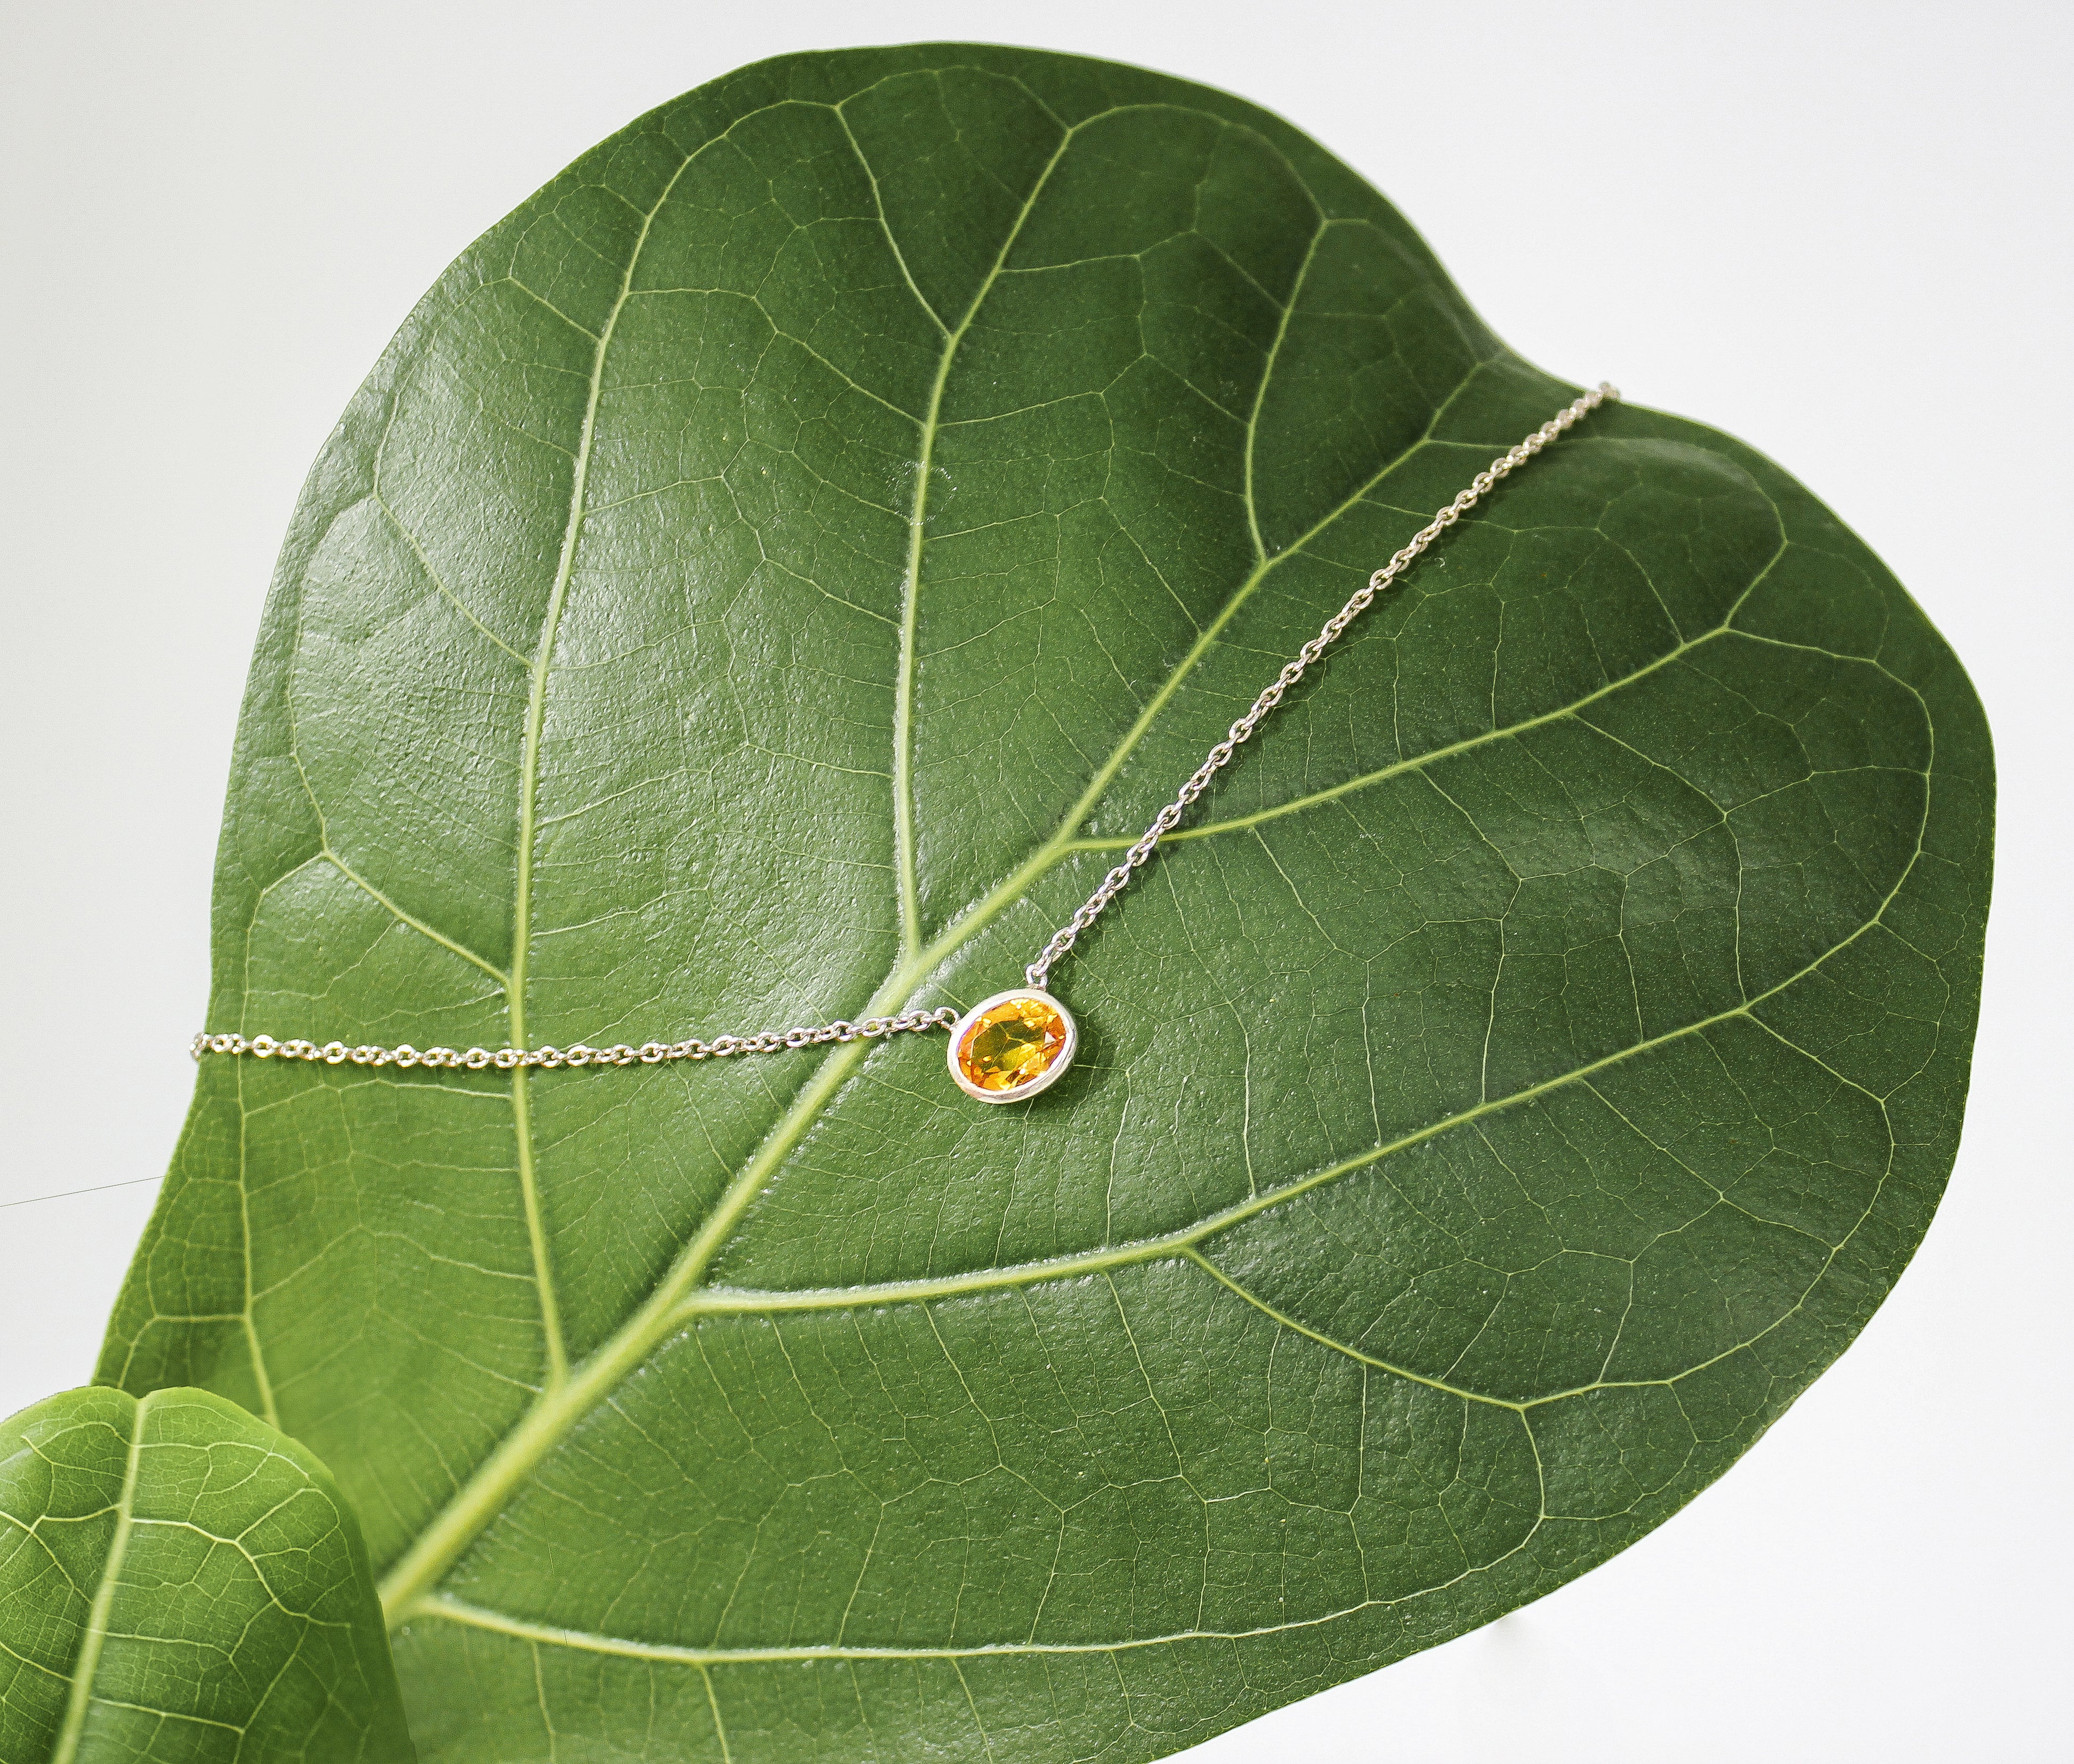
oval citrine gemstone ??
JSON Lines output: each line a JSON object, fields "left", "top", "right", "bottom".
{"left": 952, "top": 992, "right": 1074, "bottom": 1098}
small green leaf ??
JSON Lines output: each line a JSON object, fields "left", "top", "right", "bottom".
{"left": 0, "top": 1386, "right": 412, "bottom": 1761}
{"left": 100, "top": 44, "right": 1990, "bottom": 1761}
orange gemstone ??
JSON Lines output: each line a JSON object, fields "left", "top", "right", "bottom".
{"left": 955, "top": 994, "right": 1071, "bottom": 1094}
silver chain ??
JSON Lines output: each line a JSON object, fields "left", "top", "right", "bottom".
{"left": 197, "top": 385, "right": 1615, "bottom": 1066}
{"left": 1024, "top": 383, "right": 1616, "bottom": 988}
{"left": 190, "top": 1008, "right": 959, "bottom": 1069}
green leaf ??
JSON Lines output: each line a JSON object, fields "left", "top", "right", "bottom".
{"left": 0, "top": 1386, "right": 412, "bottom": 1761}
{"left": 99, "top": 43, "right": 1991, "bottom": 1761}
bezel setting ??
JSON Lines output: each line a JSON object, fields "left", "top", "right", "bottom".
{"left": 946, "top": 987, "right": 1078, "bottom": 1103}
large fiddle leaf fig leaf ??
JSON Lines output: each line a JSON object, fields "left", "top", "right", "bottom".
{"left": 100, "top": 43, "right": 1991, "bottom": 1762}
{"left": 0, "top": 1386, "right": 411, "bottom": 1760}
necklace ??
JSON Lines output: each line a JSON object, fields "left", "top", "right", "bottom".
{"left": 193, "top": 384, "right": 1617, "bottom": 1102}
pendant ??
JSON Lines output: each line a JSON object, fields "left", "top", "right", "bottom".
{"left": 947, "top": 988, "right": 1077, "bottom": 1103}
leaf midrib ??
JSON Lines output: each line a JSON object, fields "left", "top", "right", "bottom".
{"left": 387, "top": 754, "right": 1930, "bottom": 1648}
{"left": 50, "top": 1394, "right": 146, "bottom": 1764}
{"left": 361, "top": 93, "right": 1887, "bottom": 1637}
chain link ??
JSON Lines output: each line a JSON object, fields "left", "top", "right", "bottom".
{"left": 196, "top": 385, "right": 1614, "bottom": 1066}
{"left": 190, "top": 1007, "right": 960, "bottom": 1069}
{"left": 1023, "top": 384, "right": 1618, "bottom": 990}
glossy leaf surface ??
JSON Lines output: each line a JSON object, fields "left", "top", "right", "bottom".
{"left": 100, "top": 44, "right": 1991, "bottom": 1761}
{"left": 0, "top": 1386, "right": 411, "bottom": 1761}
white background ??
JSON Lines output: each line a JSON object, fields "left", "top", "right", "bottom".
{"left": 2, "top": 3, "right": 2067, "bottom": 1758}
